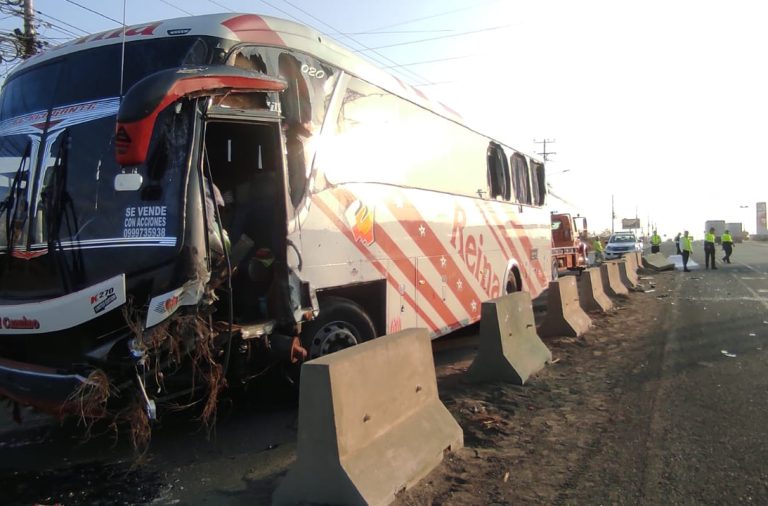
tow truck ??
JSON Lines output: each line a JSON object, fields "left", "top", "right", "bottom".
{"left": 551, "top": 213, "right": 589, "bottom": 274}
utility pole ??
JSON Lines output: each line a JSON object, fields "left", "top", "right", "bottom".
{"left": 533, "top": 138, "right": 556, "bottom": 162}
{"left": 21, "top": 0, "right": 36, "bottom": 58}
{"left": 611, "top": 194, "right": 615, "bottom": 234}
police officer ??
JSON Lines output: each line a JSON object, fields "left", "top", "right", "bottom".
{"left": 704, "top": 226, "right": 717, "bottom": 270}
{"left": 650, "top": 230, "right": 662, "bottom": 253}
{"left": 593, "top": 236, "right": 604, "bottom": 264}
{"left": 721, "top": 229, "right": 734, "bottom": 264}
{"left": 681, "top": 230, "right": 693, "bottom": 272}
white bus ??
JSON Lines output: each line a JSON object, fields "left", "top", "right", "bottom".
{"left": 0, "top": 13, "right": 551, "bottom": 421}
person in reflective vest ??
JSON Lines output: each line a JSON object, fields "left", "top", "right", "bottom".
{"left": 704, "top": 227, "right": 717, "bottom": 270}
{"left": 721, "top": 230, "right": 734, "bottom": 264}
{"left": 681, "top": 231, "right": 693, "bottom": 272}
{"left": 650, "top": 231, "right": 662, "bottom": 253}
{"left": 593, "top": 237, "right": 604, "bottom": 264}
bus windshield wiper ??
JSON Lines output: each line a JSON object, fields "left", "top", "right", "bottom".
{"left": 42, "top": 130, "right": 82, "bottom": 289}
{"left": 1, "top": 141, "right": 32, "bottom": 252}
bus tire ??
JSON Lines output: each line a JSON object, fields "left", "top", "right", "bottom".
{"left": 301, "top": 296, "right": 376, "bottom": 359}
{"left": 505, "top": 268, "right": 521, "bottom": 294}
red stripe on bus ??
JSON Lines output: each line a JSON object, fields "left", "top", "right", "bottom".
{"left": 385, "top": 198, "right": 483, "bottom": 320}
{"left": 473, "top": 200, "right": 544, "bottom": 291}
{"left": 323, "top": 187, "right": 460, "bottom": 329}
{"left": 483, "top": 202, "right": 548, "bottom": 288}
{"left": 222, "top": 15, "right": 286, "bottom": 46}
{"left": 474, "top": 200, "right": 519, "bottom": 263}
{"left": 502, "top": 212, "right": 549, "bottom": 288}
{"left": 372, "top": 221, "right": 461, "bottom": 328}
{"left": 312, "top": 195, "right": 440, "bottom": 333}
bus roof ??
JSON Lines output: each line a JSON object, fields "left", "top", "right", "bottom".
{"left": 9, "top": 12, "right": 540, "bottom": 163}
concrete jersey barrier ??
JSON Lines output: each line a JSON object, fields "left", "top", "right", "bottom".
{"left": 273, "top": 328, "right": 463, "bottom": 506}
{"left": 633, "top": 251, "right": 643, "bottom": 271}
{"left": 468, "top": 292, "right": 552, "bottom": 385}
{"left": 538, "top": 277, "right": 593, "bottom": 337}
{"left": 612, "top": 259, "right": 638, "bottom": 289}
{"left": 624, "top": 253, "right": 640, "bottom": 279}
{"left": 577, "top": 267, "right": 614, "bottom": 313}
{"left": 600, "top": 262, "right": 629, "bottom": 298}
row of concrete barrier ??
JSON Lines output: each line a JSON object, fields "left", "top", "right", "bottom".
{"left": 273, "top": 252, "right": 644, "bottom": 505}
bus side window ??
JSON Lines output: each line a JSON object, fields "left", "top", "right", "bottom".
{"left": 278, "top": 52, "right": 313, "bottom": 208}
{"left": 511, "top": 153, "right": 531, "bottom": 205}
{"left": 530, "top": 160, "right": 546, "bottom": 206}
{"left": 487, "top": 142, "right": 510, "bottom": 200}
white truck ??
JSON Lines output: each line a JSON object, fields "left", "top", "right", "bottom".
{"left": 725, "top": 222, "right": 747, "bottom": 243}
{"left": 704, "top": 220, "right": 726, "bottom": 243}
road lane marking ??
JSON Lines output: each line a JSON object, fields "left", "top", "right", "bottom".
{"left": 731, "top": 273, "right": 768, "bottom": 311}
{"left": 736, "top": 260, "right": 765, "bottom": 275}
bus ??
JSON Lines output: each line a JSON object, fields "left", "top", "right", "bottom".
{"left": 0, "top": 13, "right": 552, "bottom": 425}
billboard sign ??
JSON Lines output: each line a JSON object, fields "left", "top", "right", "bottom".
{"left": 622, "top": 218, "right": 640, "bottom": 229}
{"left": 757, "top": 202, "right": 767, "bottom": 234}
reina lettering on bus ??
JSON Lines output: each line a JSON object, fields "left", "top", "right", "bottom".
{"left": 75, "top": 23, "right": 161, "bottom": 45}
{"left": 450, "top": 205, "right": 502, "bottom": 299}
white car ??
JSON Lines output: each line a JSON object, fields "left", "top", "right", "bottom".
{"left": 604, "top": 233, "right": 643, "bottom": 260}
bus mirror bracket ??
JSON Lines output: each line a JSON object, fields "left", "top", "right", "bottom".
{"left": 115, "top": 65, "right": 287, "bottom": 167}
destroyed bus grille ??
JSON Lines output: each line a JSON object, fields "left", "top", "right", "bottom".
{"left": 0, "top": 310, "right": 132, "bottom": 370}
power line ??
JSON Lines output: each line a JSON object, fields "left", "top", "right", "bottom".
{"left": 365, "top": 0, "right": 503, "bottom": 33}
{"left": 358, "top": 23, "right": 515, "bottom": 52}
{"left": 275, "top": 0, "right": 436, "bottom": 86}
{"left": 158, "top": 0, "right": 194, "bottom": 16}
{"left": 332, "top": 29, "right": 455, "bottom": 35}
{"left": 38, "top": 22, "right": 80, "bottom": 39}
{"left": 63, "top": 0, "right": 121, "bottom": 25}
{"left": 250, "top": 0, "right": 429, "bottom": 85}
{"left": 412, "top": 80, "right": 456, "bottom": 87}
{"left": 35, "top": 9, "right": 89, "bottom": 35}
{"left": 204, "top": 0, "right": 234, "bottom": 12}
{"left": 382, "top": 54, "right": 469, "bottom": 69}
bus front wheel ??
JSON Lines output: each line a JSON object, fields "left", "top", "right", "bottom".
{"left": 301, "top": 296, "right": 376, "bottom": 359}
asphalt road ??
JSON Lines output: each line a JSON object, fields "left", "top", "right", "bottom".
{"left": 1, "top": 240, "right": 767, "bottom": 505}
{"left": 639, "top": 240, "right": 768, "bottom": 503}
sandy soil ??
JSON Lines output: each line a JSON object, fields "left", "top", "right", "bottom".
{"left": 395, "top": 271, "right": 669, "bottom": 505}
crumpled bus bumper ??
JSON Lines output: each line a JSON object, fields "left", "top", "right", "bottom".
{"left": 0, "top": 357, "right": 89, "bottom": 415}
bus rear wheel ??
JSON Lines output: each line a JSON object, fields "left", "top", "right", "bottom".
{"left": 301, "top": 296, "right": 376, "bottom": 359}
{"left": 505, "top": 268, "right": 521, "bottom": 293}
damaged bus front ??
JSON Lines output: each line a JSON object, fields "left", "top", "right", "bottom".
{"left": 0, "top": 25, "right": 316, "bottom": 424}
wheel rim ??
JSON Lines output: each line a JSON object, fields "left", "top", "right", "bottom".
{"left": 505, "top": 270, "right": 519, "bottom": 293}
{"left": 309, "top": 320, "right": 359, "bottom": 358}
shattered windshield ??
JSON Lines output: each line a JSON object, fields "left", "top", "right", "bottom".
{"left": 0, "top": 36, "right": 221, "bottom": 253}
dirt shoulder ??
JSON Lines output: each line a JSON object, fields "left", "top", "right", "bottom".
{"left": 396, "top": 270, "right": 674, "bottom": 505}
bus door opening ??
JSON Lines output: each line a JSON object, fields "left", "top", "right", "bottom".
{"left": 203, "top": 121, "right": 286, "bottom": 323}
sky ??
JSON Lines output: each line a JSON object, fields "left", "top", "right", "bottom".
{"left": 2, "top": 0, "right": 766, "bottom": 237}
